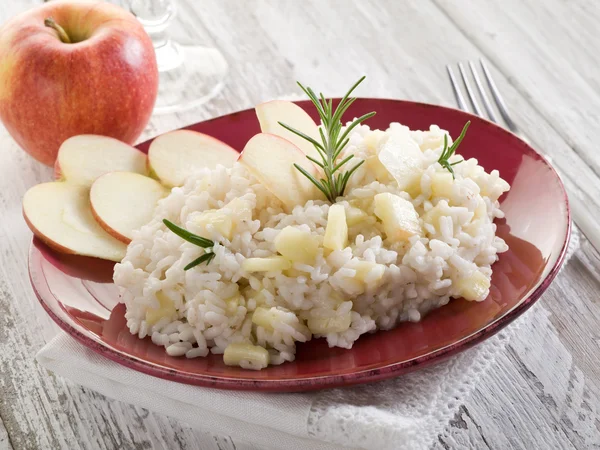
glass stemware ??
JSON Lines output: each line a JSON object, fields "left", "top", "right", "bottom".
{"left": 129, "top": 0, "right": 228, "bottom": 114}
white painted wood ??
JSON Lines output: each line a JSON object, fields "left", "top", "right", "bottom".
{"left": 0, "top": 0, "right": 599, "bottom": 449}
{"left": 0, "top": 417, "right": 12, "bottom": 450}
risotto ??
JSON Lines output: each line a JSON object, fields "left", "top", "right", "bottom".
{"left": 114, "top": 114, "right": 510, "bottom": 370}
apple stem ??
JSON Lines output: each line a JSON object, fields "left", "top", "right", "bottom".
{"left": 44, "top": 17, "right": 71, "bottom": 44}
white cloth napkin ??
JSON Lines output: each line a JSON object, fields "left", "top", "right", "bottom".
{"left": 36, "top": 227, "right": 579, "bottom": 450}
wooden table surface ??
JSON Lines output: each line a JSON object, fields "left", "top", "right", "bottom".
{"left": 1, "top": 0, "right": 600, "bottom": 449}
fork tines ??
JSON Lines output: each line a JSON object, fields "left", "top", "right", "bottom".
{"left": 446, "top": 59, "right": 519, "bottom": 134}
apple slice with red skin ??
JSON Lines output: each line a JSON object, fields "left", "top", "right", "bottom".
{"left": 55, "top": 135, "right": 148, "bottom": 187}
{"left": 238, "top": 133, "right": 323, "bottom": 211}
{"left": 23, "top": 182, "right": 127, "bottom": 262}
{"left": 90, "top": 172, "right": 169, "bottom": 244}
{"left": 148, "top": 130, "right": 238, "bottom": 187}
{"left": 255, "top": 100, "right": 322, "bottom": 160}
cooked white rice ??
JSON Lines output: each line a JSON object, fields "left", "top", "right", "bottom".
{"left": 114, "top": 122, "right": 510, "bottom": 369}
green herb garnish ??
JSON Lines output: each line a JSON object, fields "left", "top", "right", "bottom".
{"left": 279, "top": 76, "right": 376, "bottom": 203}
{"left": 438, "top": 121, "right": 471, "bottom": 178}
{"left": 163, "top": 219, "right": 215, "bottom": 270}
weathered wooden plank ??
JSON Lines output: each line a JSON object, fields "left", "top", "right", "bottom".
{"left": 0, "top": 416, "right": 12, "bottom": 450}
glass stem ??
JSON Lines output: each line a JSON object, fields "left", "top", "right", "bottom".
{"left": 129, "top": 0, "right": 182, "bottom": 71}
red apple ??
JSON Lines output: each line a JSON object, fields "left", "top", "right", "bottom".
{"left": 0, "top": 1, "right": 158, "bottom": 166}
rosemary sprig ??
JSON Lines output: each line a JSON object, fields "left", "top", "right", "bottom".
{"left": 438, "top": 121, "right": 471, "bottom": 178}
{"left": 279, "top": 76, "right": 376, "bottom": 202}
{"left": 163, "top": 219, "right": 215, "bottom": 270}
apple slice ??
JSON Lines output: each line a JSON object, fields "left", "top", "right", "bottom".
{"left": 90, "top": 172, "right": 168, "bottom": 244}
{"left": 239, "top": 133, "right": 322, "bottom": 210}
{"left": 148, "top": 130, "right": 238, "bottom": 187}
{"left": 23, "top": 182, "right": 127, "bottom": 261}
{"left": 55, "top": 135, "right": 148, "bottom": 187}
{"left": 255, "top": 100, "right": 321, "bottom": 160}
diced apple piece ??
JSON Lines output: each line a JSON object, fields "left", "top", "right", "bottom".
{"left": 251, "top": 306, "right": 279, "bottom": 330}
{"left": 193, "top": 209, "right": 234, "bottom": 240}
{"left": 346, "top": 206, "right": 368, "bottom": 227}
{"left": 308, "top": 312, "right": 352, "bottom": 334}
{"left": 146, "top": 291, "right": 177, "bottom": 325}
{"left": 374, "top": 193, "right": 421, "bottom": 242}
{"left": 366, "top": 155, "right": 391, "bottom": 182}
{"left": 323, "top": 204, "right": 348, "bottom": 251}
{"left": 223, "top": 197, "right": 253, "bottom": 222}
{"left": 239, "top": 133, "right": 322, "bottom": 210}
{"left": 348, "top": 260, "right": 386, "bottom": 283}
{"left": 456, "top": 270, "right": 490, "bottom": 301}
{"left": 223, "top": 343, "right": 270, "bottom": 369}
{"left": 23, "top": 182, "right": 126, "bottom": 261}
{"left": 274, "top": 226, "right": 319, "bottom": 263}
{"left": 364, "top": 130, "right": 388, "bottom": 153}
{"left": 148, "top": 130, "right": 238, "bottom": 187}
{"left": 55, "top": 135, "right": 148, "bottom": 187}
{"left": 90, "top": 172, "right": 168, "bottom": 244}
{"left": 242, "top": 256, "right": 291, "bottom": 272}
{"left": 378, "top": 132, "right": 424, "bottom": 192}
{"left": 255, "top": 100, "right": 321, "bottom": 160}
{"left": 430, "top": 172, "right": 454, "bottom": 198}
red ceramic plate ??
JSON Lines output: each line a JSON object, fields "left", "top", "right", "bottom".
{"left": 29, "top": 99, "right": 570, "bottom": 392}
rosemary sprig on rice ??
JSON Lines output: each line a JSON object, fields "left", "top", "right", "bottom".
{"left": 438, "top": 120, "right": 470, "bottom": 178}
{"left": 278, "top": 76, "right": 376, "bottom": 203}
{"left": 163, "top": 219, "right": 215, "bottom": 269}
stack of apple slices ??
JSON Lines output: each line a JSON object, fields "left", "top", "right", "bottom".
{"left": 23, "top": 130, "right": 238, "bottom": 261}
{"left": 23, "top": 101, "right": 327, "bottom": 262}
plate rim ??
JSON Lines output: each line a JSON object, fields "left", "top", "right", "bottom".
{"left": 28, "top": 98, "right": 572, "bottom": 392}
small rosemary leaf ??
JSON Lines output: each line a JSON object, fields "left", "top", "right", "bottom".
{"left": 299, "top": 83, "right": 326, "bottom": 119}
{"left": 337, "top": 76, "right": 366, "bottom": 110}
{"left": 333, "top": 138, "right": 350, "bottom": 160}
{"left": 346, "top": 159, "right": 365, "bottom": 177}
{"left": 448, "top": 166, "right": 456, "bottom": 179}
{"left": 442, "top": 134, "right": 449, "bottom": 158}
{"left": 333, "top": 154, "right": 354, "bottom": 173}
{"left": 293, "top": 164, "right": 330, "bottom": 198}
{"left": 306, "top": 87, "right": 327, "bottom": 121}
{"left": 340, "top": 159, "right": 365, "bottom": 195}
{"left": 438, "top": 121, "right": 470, "bottom": 178}
{"left": 319, "top": 127, "right": 328, "bottom": 151}
{"left": 319, "top": 93, "right": 329, "bottom": 116}
{"left": 306, "top": 155, "right": 325, "bottom": 168}
{"left": 184, "top": 252, "right": 214, "bottom": 270}
{"left": 331, "top": 96, "right": 358, "bottom": 125}
{"left": 448, "top": 121, "right": 471, "bottom": 154}
{"left": 335, "top": 172, "right": 345, "bottom": 194}
{"left": 278, "top": 122, "right": 324, "bottom": 151}
{"left": 337, "top": 111, "right": 377, "bottom": 145}
{"left": 163, "top": 219, "right": 214, "bottom": 248}
{"left": 334, "top": 136, "right": 350, "bottom": 152}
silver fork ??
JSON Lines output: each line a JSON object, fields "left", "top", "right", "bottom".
{"left": 446, "top": 60, "right": 596, "bottom": 250}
